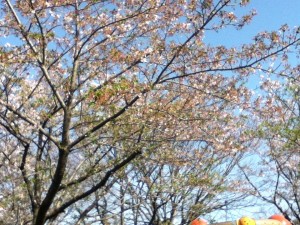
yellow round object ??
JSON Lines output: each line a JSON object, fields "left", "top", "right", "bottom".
{"left": 238, "top": 217, "right": 256, "bottom": 225}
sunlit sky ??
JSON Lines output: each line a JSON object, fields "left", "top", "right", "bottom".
{"left": 247, "top": 0, "right": 300, "bottom": 31}
{"left": 206, "top": 0, "right": 300, "bottom": 46}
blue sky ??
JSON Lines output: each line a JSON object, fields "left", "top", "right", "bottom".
{"left": 205, "top": 0, "right": 300, "bottom": 46}
{"left": 250, "top": 0, "right": 300, "bottom": 30}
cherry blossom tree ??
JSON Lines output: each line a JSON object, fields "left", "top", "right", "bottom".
{"left": 0, "top": 0, "right": 299, "bottom": 224}
{"left": 91, "top": 141, "right": 247, "bottom": 225}
{"left": 239, "top": 63, "right": 300, "bottom": 223}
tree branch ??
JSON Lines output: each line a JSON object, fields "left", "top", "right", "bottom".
{"left": 0, "top": 99, "right": 60, "bottom": 146}
{"left": 46, "top": 149, "right": 142, "bottom": 221}
{"left": 69, "top": 95, "right": 140, "bottom": 149}
{"left": 34, "top": 149, "right": 69, "bottom": 225}
{"left": 4, "top": 0, "right": 67, "bottom": 109}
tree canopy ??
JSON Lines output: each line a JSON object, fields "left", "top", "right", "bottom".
{"left": 0, "top": 0, "right": 299, "bottom": 224}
